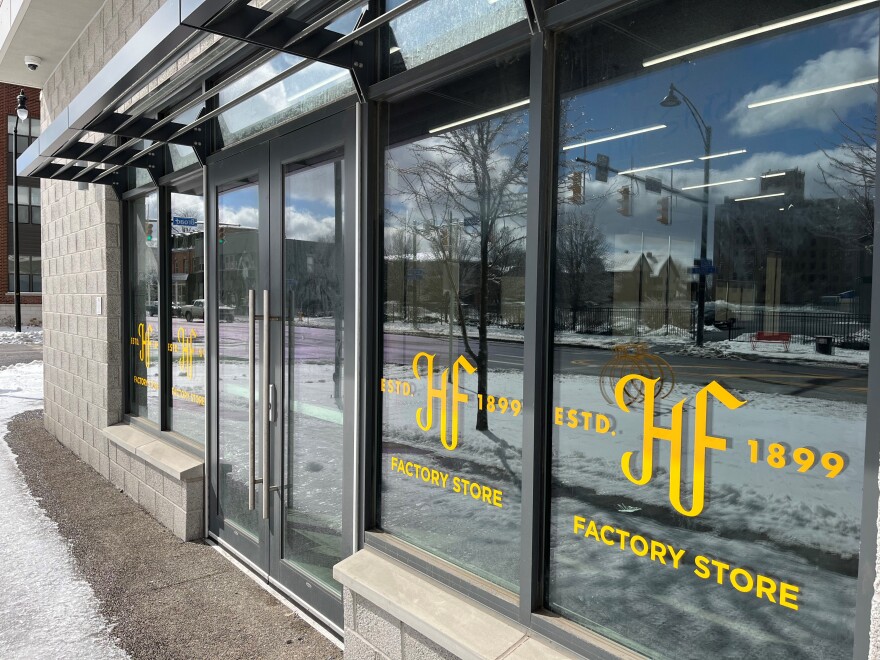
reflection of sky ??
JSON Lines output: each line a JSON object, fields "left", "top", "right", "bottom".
{"left": 285, "top": 162, "right": 339, "bottom": 242}
{"left": 559, "top": 10, "right": 878, "bottom": 261}
{"left": 385, "top": 108, "right": 530, "bottom": 253}
{"left": 219, "top": 185, "right": 259, "bottom": 229}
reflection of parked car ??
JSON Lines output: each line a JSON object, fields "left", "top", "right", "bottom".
{"left": 180, "top": 299, "right": 234, "bottom": 323}
{"left": 146, "top": 300, "right": 158, "bottom": 316}
{"left": 171, "top": 301, "right": 182, "bottom": 317}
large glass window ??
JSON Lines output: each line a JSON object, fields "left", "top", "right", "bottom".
{"left": 128, "top": 191, "right": 161, "bottom": 424}
{"left": 380, "top": 54, "right": 530, "bottom": 590}
{"left": 547, "top": 2, "right": 877, "bottom": 657}
{"left": 169, "top": 189, "right": 206, "bottom": 443}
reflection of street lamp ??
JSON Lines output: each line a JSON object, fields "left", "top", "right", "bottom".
{"left": 660, "top": 83, "right": 712, "bottom": 346}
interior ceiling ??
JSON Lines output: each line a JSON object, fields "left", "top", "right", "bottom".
{"left": 0, "top": 0, "right": 106, "bottom": 88}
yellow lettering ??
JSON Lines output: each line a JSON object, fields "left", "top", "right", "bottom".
{"left": 584, "top": 520, "right": 600, "bottom": 541}
{"left": 779, "top": 583, "right": 800, "bottom": 611}
{"left": 599, "top": 525, "right": 615, "bottom": 546}
{"left": 668, "top": 546, "right": 686, "bottom": 569}
{"left": 694, "top": 555, "right": 711, "bottom": 579}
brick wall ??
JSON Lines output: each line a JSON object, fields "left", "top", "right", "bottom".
{"left": 0, "top": 81, "right": 41, "bottom": 317}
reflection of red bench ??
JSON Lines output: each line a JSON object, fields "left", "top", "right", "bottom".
{"left": 750, "top": 331, "right": 791, "bottom": 351}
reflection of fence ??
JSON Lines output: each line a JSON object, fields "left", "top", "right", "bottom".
{"left": 557, "top": 307, "right": 695, "bottom": 339}
{"left": 556, "top": 306, "right": 871, "bottom": 347}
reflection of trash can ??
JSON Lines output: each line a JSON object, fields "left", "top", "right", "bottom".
{"left": 815, "top": 335, "right": 833, "bottom": 355}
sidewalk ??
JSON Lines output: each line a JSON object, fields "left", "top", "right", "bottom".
{"left": 2, "top": 403, "right": 342, "bottom": 659}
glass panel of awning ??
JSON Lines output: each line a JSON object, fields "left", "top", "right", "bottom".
{"left": 216, "top": 5, "right": 363, "bottom": 145}
{"left": 384, "top": 0, "right": 529, "bottom": 77}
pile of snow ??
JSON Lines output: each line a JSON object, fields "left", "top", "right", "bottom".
{"left": 0, "top": 329, "right": 42, "bottom": 345}
{"left": 0, "top": 361, "right": 127, "bottom": 659}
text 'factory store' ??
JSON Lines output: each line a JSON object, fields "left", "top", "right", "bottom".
{"left": 25, "top": 0, "right": 880, "bottom": 657}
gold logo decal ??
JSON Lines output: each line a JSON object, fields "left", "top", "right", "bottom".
{"left": 412, "top": 351, "right": 476, "bottom": 451}
{"left": 615, "top": 374, "right": 747, "bottom": 517}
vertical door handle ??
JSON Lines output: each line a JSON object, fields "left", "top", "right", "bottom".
{"left": 247, "top": 289, "right": 256, "bottom": 511}
{"left": 262, "top": 289, "right": 271, "bottom": 520}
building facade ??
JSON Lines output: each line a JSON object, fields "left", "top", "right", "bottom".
{"left": 12, "top": 0, "right": 880, "bottom": 658}
{"left": 0, "top": 82, "right": 41, "bottom": 324}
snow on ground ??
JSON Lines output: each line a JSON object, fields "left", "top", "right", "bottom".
{"left": 0, "top": 361, "right": 127, "bottom": 659}
{"left": 0, "top": 328, "right": 42, "bottom": 345}
{"left": 674, "top": 334, "right": 870, "bottom": 366}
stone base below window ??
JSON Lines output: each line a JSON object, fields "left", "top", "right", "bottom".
{"left": 334, "top": 548, "right": 578, "bottom": 660}
{"left": 102, "top": 424, "right": 204, "bottom": 541}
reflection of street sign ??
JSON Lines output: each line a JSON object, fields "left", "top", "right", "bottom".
{"left": 406, "top": 268, "right": 424, "bottom": 280}
{"left": 172, "top": 216, "right": 198, "bottom": 227}
{"left": 596, "top": 154, "right": 609, "bottom": 182}
{"left": 646, "top": 176, "right": 662, "bottom": 194}
{"left": 689, "top": 265, "right": 717, "bottom": 275}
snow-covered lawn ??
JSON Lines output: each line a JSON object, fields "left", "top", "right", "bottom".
{"left": 0, "top": 361, "right": 126, "bottom": 659}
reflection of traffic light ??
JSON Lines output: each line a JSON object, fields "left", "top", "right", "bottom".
{"left": 616, "top": 186, "right": 632, "bottom": 217}
{"left": 146, "top": 222, "right": 153, "bottom": 241}
{"left": 656, "top": 196, "right": 671, "bottom": 225}
{"left": 570, "top": 171, "right": 583, "bottom": 205}
{"left": 218, "top": 227, "right": 226, "bottom": 244}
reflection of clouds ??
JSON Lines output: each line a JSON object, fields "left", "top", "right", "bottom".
{"left": 285, "top": 208, "right": 335, "bottom": 242}
{"left": 219, "top": 205, "right": 259, "bottom": 229}
{"left": 727, "top": 34, "right": 878, "bottom": 137}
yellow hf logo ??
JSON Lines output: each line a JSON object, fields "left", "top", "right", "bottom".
{"left": 137, "top": 323, "right": 156, "bottom": 369}
{"left": 177, "top": 327, "right": 198, "bottom": 380}
{"left": 615, "top": 374, "right": 747, "bottom": 518}
{"left": 412, "top": 352, "right": 476, "bottom": 451}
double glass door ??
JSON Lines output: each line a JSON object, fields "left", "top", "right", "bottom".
{"left": 207, "top": 113, "right": 356, "bottom": 631}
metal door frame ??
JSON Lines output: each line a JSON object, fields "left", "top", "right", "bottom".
{"left": 206, "top": 107, "right": 358, "bottom": 634}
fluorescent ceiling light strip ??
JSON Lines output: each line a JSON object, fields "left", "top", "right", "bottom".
{"left": 698, "top": 149, "right": 747, "bottom": 160}
{"left": 735, "top": 192, "right": 786, "bottom": 202}
{"left": 681, "top": 178, "right": 745, "bottom": 190}
{"left": 428, "top": 99, "right": 529, "bottom": 133}
{"left": 761, "top": 172, "right": 786, "bottom": 178}
{"left": 745, "top": 177, "right": 757, "bottom": 181}
{"left": 643, "top": 0, "right": 877, "bottom": 67}
{"left": 562, "top": 124, "right": 666, "bottom": 151}
{"left": 747, "top": 77, "right": 878, "bottom": 108}
{"left": 619, "top": 159, "right": 693, "bottom": 175}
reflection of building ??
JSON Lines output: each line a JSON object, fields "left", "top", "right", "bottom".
{"left": 714, "top": 169, "right": 871, "bottom": 313}
{"left": 607, "top": 250, "right": 687, "bottom": 305}
{"left": 170, "top": 228, "right": 204, "bottom": 305}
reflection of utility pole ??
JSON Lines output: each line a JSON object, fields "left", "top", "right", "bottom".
{"left": 660, "top": 83, "right": 712, "bottom": 346}
{"left": 665, "top": 235, "right": 671, "bottom": 334}
{"left": 412, "top": 230, "right": 418, "bottom": 330}
{"left": 637, "top": 233, "right": 644, "bottom": 336}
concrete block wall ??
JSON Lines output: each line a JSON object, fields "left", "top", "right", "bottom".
{"left": 40, "top": 0, "right": 179, "bottom": 527}
{"left": 343, "top": 588, "right": 457, "bottom": 660}
{"left": 108, "top": 443, "right": 203, "bottom": 541}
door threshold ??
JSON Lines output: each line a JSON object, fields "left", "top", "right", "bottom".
{"left": 206, "top": 536, "right": 344, "bottom": 647}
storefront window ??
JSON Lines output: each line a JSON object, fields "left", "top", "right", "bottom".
{"left": 169, "top": 190, "right": 206, "bottom": 443}
{"left": 128, "top": 191, "right": 160, "bottom": 424}
{"left": 384, "top": 0, "right": 528, "bottom": 77}
{"left": 547, "top": 2, "right": 877, "bottom": 657}
{"left": 380, "top": 54, "right": 530, "bottom": 591}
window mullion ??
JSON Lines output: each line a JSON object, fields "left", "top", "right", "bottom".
{"left": 519, "top": 24, "right": 558, "bottom": 623}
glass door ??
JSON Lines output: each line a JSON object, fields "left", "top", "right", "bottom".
{"left": 208, "top": 111, "right": 356, "bottom": 632}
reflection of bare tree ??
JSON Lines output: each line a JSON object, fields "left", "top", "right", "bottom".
{"left": 556, "top": 208, "right": 610, "bottom": 310}
{"left": 818, "top": 110, "right": 876, "bottom": 250}
{"left": 388, "top": 113, "right": 527, "bottom": 430}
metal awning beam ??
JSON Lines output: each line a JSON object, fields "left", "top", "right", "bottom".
{"left": 189, "top": 3, "right": 354, "bottom": 69}
{"left": 87, "top": 113, "right": 203, "bottom": 146}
